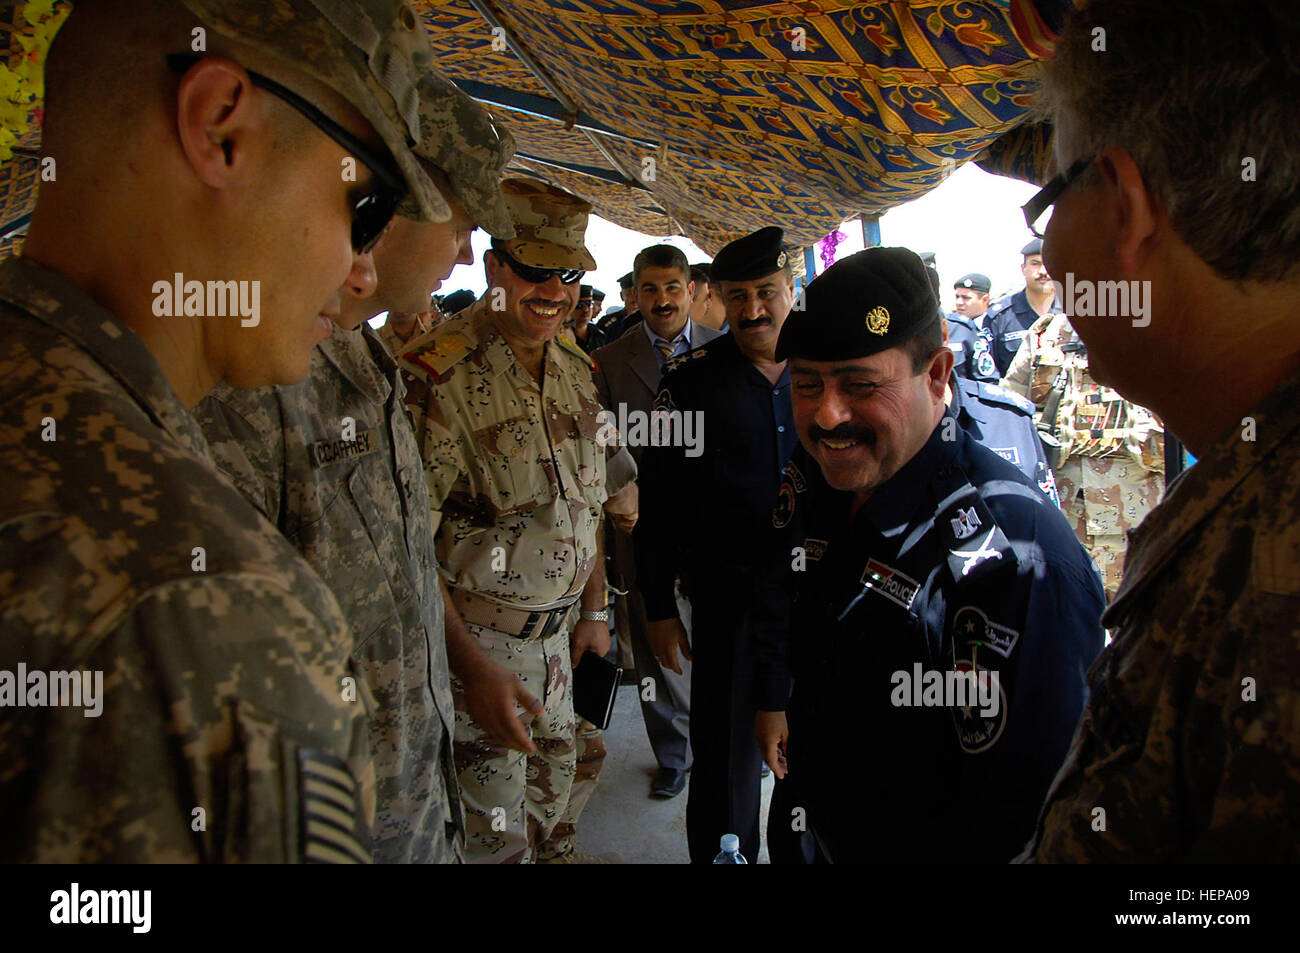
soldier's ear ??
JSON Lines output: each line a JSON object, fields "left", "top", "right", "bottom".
{"left": 927, "top": 346, "right": 954, "bottom": 395}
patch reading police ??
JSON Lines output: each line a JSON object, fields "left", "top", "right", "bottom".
{"left": 951, "top": 605, "right": 1020, "bottom": 658}
{"left": 860, "top": 558, "right": 919, "bottom": 610}
{"left": 951, "top": 659, "right": 1007, "bottom": 754}
{"left": 308, "top": 428, "right": 377, "bottom": 468}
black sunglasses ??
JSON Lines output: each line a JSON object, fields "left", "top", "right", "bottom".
{"left": 167, "top": 54, "right": 406, "bottom": 253}
{"left": 491, "top": 243, "right": 585, "bottom": 285}
{"left": 1021, "top": 157, "right": 1093, "bottom": 239}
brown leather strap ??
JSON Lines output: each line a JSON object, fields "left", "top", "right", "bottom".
{"left": 450, "top": 587, "right": 576, "bottom": 639}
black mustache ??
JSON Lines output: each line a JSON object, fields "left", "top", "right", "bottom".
{"left": 738, "top": 316, "right": 771, "bottom": 329}
{"left": 809, "top": 424, "right": 875, "bottom": 445}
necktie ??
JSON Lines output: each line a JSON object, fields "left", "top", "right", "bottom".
{"left": 655, "top": 339, "right": 675, "bottom": 362}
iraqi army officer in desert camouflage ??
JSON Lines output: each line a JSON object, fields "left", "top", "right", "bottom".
{"left": 0, "top": 0, "right": 444, "bottom": 861}
{"left": 399, "top": 178, "right": 630, "bottom": 863}
{"left": 195, "top": 72, "right": 516, "bottom": 862}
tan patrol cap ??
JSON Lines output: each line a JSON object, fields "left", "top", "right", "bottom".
{"left": 498, "top": 178, "right": 597, "bottom": 272}
{"left": 404, "top": 70, "right": 517, "bottom": 239}
{"left": 178, "top": 0, "right": 447, "bottom": 224}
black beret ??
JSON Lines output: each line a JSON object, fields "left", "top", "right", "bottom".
{"left": 711, "top": 226, "right": 790, "bottom": 282}
{"left": 1021, "top": 238, "right": 1043, "bottom": 257}
{"left": 578, "top": 284, "right": 593, "bottom": 300}
{"left": 618, "top": 272, "right": 635, "bottom": 288}
{"left": 776, "top": 247, "right": 939, "bottom": 362}
{"left": 954, "top": 272, "right": 991, "bottom": 293}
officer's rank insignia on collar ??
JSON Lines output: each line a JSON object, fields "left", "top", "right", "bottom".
{"left": 864, "top": 305, "right": 890, "bottom": 335}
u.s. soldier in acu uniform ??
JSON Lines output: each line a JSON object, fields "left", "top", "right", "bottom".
{"left": 0, "top": 0, "right": 443, "bottom": 862}
{"left": 1019, "top": 0, "right": 1300, "bottom": 863}
{"left": 195, "top": 72, "right": 516, "bottom": 863}
{"left": 751, "top": 248, "right": 1104, "bottom": 863}
{"left": 399, "top": 178, "right": 634, "bottom": 863}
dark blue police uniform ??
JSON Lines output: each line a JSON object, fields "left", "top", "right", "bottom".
{"left": 951, "top": 375, "right": 1059, "bottom": 506}
{"left": 752, "top": 416, "right": 1104, "bottom": 863}
{"left": 636, "top": 331, "right": 797, "bottom": 864}
{"left": 945, "top": 311, "right": 985, "bottom": 381}
{"left": 985, "top": 290, "right": 1058, "bottom": 378}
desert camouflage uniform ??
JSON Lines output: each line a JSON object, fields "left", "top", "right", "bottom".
{"left": 1002, "top": 313, "right": 1164, "bottom": 597}
{"left": 0, "top": 257, "right": 371, "bottom": 863}
{"left": 1020, "top": 366, "right": 1300, "bottom": 862}
{"left": 196, "top": 324, "right": 460, "bottom": 863}
{"left": 399, "top": 295, "right": 613, "bottom": 863}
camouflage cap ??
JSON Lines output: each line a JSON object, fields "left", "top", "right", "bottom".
{"left": 401, "top": 71, "right": 516, "bottom": 238}
{"left": 178, "top": 0, "right": 447, "bottom": 224}
{"left": 497, "top": 178, "right": 597, "bottom": 272}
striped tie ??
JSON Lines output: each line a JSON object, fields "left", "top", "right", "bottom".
{"left": 655, "top": 338, "right": 675, "bottom": 362}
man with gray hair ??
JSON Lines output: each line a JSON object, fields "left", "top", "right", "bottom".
{"left": 1019, "top": 0, "right": 1300, "bottom": 862}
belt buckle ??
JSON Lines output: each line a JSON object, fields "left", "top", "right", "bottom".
{"left": 520, "top": 605, "right": 567, "bottom": 640}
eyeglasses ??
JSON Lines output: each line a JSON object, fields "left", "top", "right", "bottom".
{"left": 1021, "top": 157, "right": 1093, "bottom": 238}
{"left": 491, "top": 243, "right": 585, "bottom": 285}
{"left": 167, "top": 54, "right": 406, "bottom": 253}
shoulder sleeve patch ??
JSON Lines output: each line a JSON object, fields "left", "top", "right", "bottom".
{"left": 555, "top": 333, "right": 594, "bottom": 367}
{"left": 400, "top": 330, "right": 472, "bottom": 380}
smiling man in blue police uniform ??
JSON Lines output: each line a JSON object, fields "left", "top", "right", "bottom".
{"left": 751, "top": 247, "right": 1103, "bottom": 863}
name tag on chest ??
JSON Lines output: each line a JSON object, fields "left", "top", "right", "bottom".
{"left": 308, "top": 428, "right": 378, "bottom": 468}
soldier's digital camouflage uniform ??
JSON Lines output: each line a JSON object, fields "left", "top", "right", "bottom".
{"left": 1020, "top": 365, "right": 1300, "bottom": 862}
{"left": 0, "top": 0, "right": 443, "bottom": 863}
{"left": 0, "top": 258, "right": 372, "bottom": 863}
{"left": 196, "top": 326, "right": 461, "bottom": 863}
{"left": 1002, "top": 313, "right": 1164, "bottom": 597}
{"left": 193, "top": 66, "right": 517, "bottom": 864}
{"left": 399, "top": 283, "right": 620, "bottom": 863}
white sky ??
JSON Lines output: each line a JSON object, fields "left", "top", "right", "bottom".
{"left": 371, "top": 161, "right": 1042, "bottom": 327}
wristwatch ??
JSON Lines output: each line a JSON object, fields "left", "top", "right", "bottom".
{"left": 579, "top": 608, "right": 610, "bottom": 623}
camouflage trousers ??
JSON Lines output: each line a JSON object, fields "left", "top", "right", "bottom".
{"left": 451, "top": 623, "right": 605, "bottom": 863}
{"left": 1055, "top": 456, "right": 1162, "bottom": 600}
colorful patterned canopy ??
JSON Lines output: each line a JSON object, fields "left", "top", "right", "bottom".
{"left": 0, "top": 0, "right": 1069, "bottom": 254}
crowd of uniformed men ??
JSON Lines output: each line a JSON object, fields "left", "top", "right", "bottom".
{"left": 0, "top": 0, "right": 1295, "bottom": 864}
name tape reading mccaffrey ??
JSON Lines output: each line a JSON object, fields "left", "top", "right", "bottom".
{"left": 307, "top": 429, "right": 377, "bottom": 468}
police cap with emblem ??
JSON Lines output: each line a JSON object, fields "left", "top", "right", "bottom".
{"left": 1021, "top": 238, "right": 1043, "bottom": 257}
{"left": 776, "top": 247, "right": 939, "bottom": 362}
{"left": 954, "top": 273, "right": 991, "bottom": 294}
{"left": 711, "top": 227, "right": 791, "bottom": 282}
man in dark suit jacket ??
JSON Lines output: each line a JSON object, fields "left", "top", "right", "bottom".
{"left": 592, "top": 245, "right": 724, "bottom": 799}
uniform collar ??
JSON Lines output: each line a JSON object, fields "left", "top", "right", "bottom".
{"left": 949, "top": 374, "right": 988, "bottom": 426}
{"left": 857, "top": 409, "right": 960, "bottom": 536}
{"left": 317, "top": 324, "right": 394, "bottom": 406}
{"left": 0, "top": 256, "right": 210, "bottom": 460}
{"left": 1106, "top": 364, "right": 1300, "bottom": 622}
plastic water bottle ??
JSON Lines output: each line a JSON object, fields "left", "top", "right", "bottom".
{"left": 712, "top": 833, "right": 747, "bottom": 864}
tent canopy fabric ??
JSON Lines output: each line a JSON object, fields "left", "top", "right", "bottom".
{"left": 0, "top": 0, "right": 1069, "bottom": 254}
